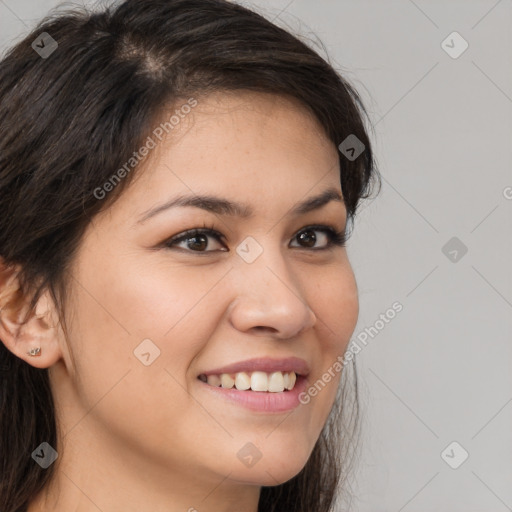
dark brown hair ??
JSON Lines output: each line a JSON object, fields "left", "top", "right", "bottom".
{"left": 0, "top": 1, "right": 379, "bottom": 510}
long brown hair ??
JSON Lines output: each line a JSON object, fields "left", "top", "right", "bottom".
{"left": 0, "top": 1, "right": 380, "bottom": 510}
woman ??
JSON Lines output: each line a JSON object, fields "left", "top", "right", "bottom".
{"left": 0, "top": 0, "right": 379, "bottom": 510}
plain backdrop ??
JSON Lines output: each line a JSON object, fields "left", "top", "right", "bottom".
{"left": 1, "top": 1, "right": 511, "bottom": 511}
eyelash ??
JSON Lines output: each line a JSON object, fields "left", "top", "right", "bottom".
{"left": 163, "top": 222, "right": 347, "bottom": 253}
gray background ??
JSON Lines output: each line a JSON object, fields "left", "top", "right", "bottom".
{"left": 1, "top": 0, "right": 510, "bottom": 510}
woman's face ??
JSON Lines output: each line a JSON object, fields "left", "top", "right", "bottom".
{"left": 53, "top": 91, "right": 359, "bottom": 494}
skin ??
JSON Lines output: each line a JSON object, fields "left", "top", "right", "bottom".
{"left": 0, "top": 91, "right": 359, "bottom": 512}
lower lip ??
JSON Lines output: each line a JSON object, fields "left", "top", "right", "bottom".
{"left": 197, "top": 375, "right": 309, "bottom": 413}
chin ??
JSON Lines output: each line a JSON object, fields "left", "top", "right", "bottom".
{"left": 225, "top": 444, "right": 313, "bottom": 487}
{"left": 229, "top": 463, "right": 307, "bottom": 487}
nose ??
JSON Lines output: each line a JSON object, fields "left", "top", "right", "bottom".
{"left": 227, "top": 252, "right": 317, "bottom": 339}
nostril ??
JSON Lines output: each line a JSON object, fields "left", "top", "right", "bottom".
{"left": 252, "top": 326, "right": 278, "bottom": 334}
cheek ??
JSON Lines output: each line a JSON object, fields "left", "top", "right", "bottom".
{"left": 61, "top": 263, "right": 229, "bottom": 471}
{"left": 102, "top": 259, "right": 224, "bottom": 340}
{"left": 303, "top": 263, "right": 358, "bottom": 426}
{"left": 313, "top": 261, "right": 359, "bottom": 353}
{"left": 73, "top": 247, "right": 229, "bottom": 350}
{"left": 62, "top": 252, "right": 219, "bottom": 411}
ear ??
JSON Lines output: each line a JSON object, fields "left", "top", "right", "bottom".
{"left": 0, "top": 258, "right": 63, "bottom": 369}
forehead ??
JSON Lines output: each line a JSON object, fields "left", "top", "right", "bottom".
{"left": 104, "top": 91, "right": 342, "bottom": 224}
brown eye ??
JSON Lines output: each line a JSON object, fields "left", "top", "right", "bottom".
{"left": 296, "top": 229, "right": 318, "bottom": 248}
{"left": 290, "top": 226, "right": 347, "bottom": 250}
{"left": 184, "top": 233, "right": 209, "bottom": 251}
{"left": 164, "top": 228, "right": 227, "bottom": 253}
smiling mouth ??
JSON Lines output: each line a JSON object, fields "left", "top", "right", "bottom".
{"left": 198, "top": 370, "right": 298, "bottom": 392}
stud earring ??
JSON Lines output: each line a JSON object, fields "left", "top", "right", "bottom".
{"left": 27, "top": 347, "right": 41, "bottom": 357}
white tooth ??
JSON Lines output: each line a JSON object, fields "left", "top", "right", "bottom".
{"left": 207, "top": 374, "right": 221, "bottom": 387}
{"left": 283, "top": 372, "right": 290, "bottom": 389}
{"left": 220, "top": 373, "right": 235, "bottom": 389}
{"left": 250, "top": 371, "right": 268, "bottom": 392}
{"left": 234, "top": 372, "right": 251, "bottom": 390}
{"left": 268, "top": 371, "right": 285, "bottom": 392}
{"left": 285, "top": 371, "right": 296, "bottom": 391}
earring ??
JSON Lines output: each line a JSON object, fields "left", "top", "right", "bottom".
{"left": 27, "top": 347, "right": 41, "bottom": 357}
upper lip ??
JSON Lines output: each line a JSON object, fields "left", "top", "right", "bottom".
{"left": 198, "top": 357, "right": 310, "bottom": 377}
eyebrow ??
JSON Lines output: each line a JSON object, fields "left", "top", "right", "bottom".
{"left": 136, "top": 187, "right": 343, "bottom": 224}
